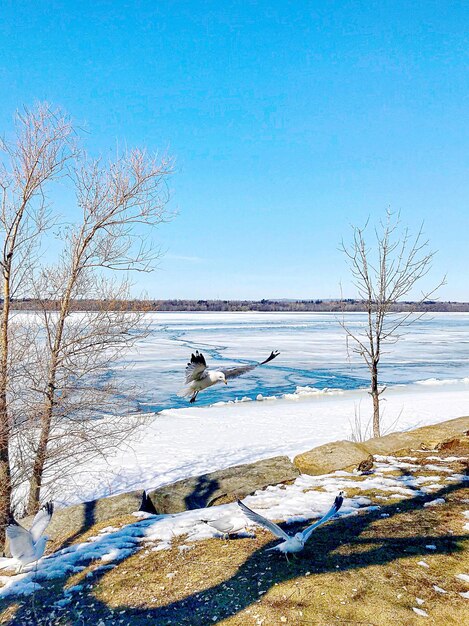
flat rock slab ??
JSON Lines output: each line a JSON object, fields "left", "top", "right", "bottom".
{"left": 294, "top": 415, "right": 469, "bottom": 476}
{"left": 149, "top": 456, "right": 299, "bottom": 514}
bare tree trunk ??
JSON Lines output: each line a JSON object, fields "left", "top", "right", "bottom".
{"left": 0, "top": 272, "right": 12, "bottom": 548}
{"left": 27, "top": 297, "right": 69, "bottom": 515}
{"left": 27, "top": 387, "right": 55, "bottom": 515}
{"left": 0, "top": 104, "right": 74, "bottom": 525}
{"left": 370, "top": 365, "right": 380, "bottom": 438}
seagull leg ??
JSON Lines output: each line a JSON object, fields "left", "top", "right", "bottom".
{"left": 189, "top": 392, "right": 199, "bottom": 404}
{"left": 285, "top": 553, "right": 290, "bottom": 565}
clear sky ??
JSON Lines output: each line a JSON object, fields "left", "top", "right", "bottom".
{"left": 1, "top": 1, "right": 469, "bottom": 300}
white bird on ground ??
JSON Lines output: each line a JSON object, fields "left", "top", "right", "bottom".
{"left": 203, "top": 512, "right": 248, "bottom": 539}
{"left": 237, "top": 492, "right": 344, "bottom": 562}
{"left": 178, "top": 350, "right": 280, "bottom": 403}
{"left": 0, "top": 502, "right": 54, "bottom": 573}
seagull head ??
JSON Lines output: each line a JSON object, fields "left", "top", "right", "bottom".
{"left": 294, "top": 532, "right": 304, "bottom": 544}
{"left": 217, "top": 372, "right": 227, "bottom": 385}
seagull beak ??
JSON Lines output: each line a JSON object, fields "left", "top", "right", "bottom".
{"left": 224, "top": 380, "right": 228, "bottom": 385}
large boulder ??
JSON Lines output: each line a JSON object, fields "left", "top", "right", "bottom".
{"left": 149, "top": 456, "right": 299, "bottom": 514}
{"left": 294, "top": 440, "right": 371, "bottom": 475}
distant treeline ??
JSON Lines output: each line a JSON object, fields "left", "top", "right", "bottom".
{"left": 8, "top": 298, "right": 469, "bottom": 312}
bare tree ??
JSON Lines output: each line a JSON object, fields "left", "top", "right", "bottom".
{"left": 0, "top": 105, "right": 74, "bottom": 540}
{"left": 25, "top": 149, "right": 173, "bottom": 514}
{"left": 340, "top": 210, "right": 444, "bottom": 438}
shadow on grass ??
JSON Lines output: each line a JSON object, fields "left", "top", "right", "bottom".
{"left": 1, "top": 476, "right": 468, "bottom": 625}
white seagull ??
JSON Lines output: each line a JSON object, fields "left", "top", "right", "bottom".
{"left": 0, "top": 502, "right": 54, "bottom": 573}
{"left": 237, "top": 492, "right": 344, "bottom": 562}
{"left": 179, "top": 350, "right": 280, "bottom": 403}
{"left": 203, "top": 512, "right": 248, "bottom": 539}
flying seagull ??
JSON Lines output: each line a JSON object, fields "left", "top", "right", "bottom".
{"left": 237, "top": 492, "right": 344, "bottom": 562}
{"left": 0, "top": 502, "right": 54, "bottom": 573}
{"left": 179, "top": 350, "right": 280, "bottom": 403}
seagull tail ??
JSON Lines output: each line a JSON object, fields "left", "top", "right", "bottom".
{"left": 260, "top": 350, "right": 280, "bottom": 366}
{"left": 177, "top": 387, "right": 193, "bottom": 398}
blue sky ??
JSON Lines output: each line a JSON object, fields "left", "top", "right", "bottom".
{"left": 1, "top": 1, "right": 469, "bottom": 299}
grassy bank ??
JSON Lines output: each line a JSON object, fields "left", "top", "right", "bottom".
{"left": 1, "top": 448, "right": 468, "bottom": 625}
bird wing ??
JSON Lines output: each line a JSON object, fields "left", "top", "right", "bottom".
{"left": 30, "top": 502, "right": 54, "bottom": 542}
{"left": 221, "top": 351, "right": 280, "bottom": 380}
{"left": 185, "top": 351, "right": 208, "bottom": 383}
{"left": 237, "top": 500, "right": 290, "bottom": 540}
{"left": 6, "top": 523, "right": 35, "bottom": 561}
{"left": 301, "top": 492, "right": 344, "bottom": 543}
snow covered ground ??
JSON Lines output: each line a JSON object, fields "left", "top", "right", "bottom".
{"left": 40, "top": 311, "right": 469, "bottom": 506}
{"left": 55, "top": 380, "right": 469, "bottom": 506}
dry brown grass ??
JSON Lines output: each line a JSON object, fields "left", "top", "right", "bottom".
{"left": 1, "top": 449, "right": 468, "bottom": 625}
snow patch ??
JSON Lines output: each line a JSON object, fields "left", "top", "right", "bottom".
{"left": 412, "top": 607, "right": 429, "bottom": 617}
{"left": 423, "top": 498, "right": 445, "bottom": 507}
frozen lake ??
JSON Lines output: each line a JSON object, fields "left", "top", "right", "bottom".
{"left": 120, "top": 312, "right": 469, "bottom": 411}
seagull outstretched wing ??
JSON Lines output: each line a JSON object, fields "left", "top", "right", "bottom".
{"left": 185, "top": 351, "right": 208, "bottom": 383}
{"left": 30, "top": 502, "right": 54, "bottom": 542}
{"left": 6, "top": 523, "right": 35, "bottom": 562}
{"left": 301, "top": 492, "right": 344, "bottom": 543}
{"left": 222, "top": 351, "right": 280, "bottom": 380}
{"left": 237, "top": 500, "right": 290, "bottom": 540}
